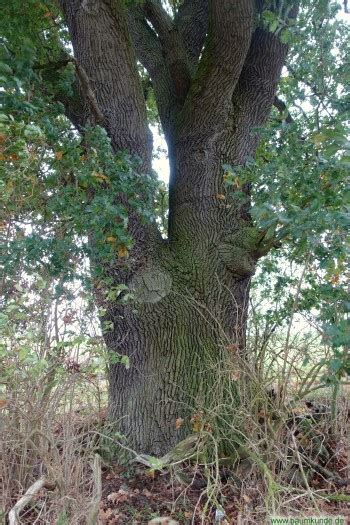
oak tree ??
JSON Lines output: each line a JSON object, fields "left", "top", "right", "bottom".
{"left": 1, "top": 0, "right": 348, "bottom": 455}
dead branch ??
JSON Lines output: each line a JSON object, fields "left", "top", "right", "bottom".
{"left": 8, "top": 477, "right": 55, "bottom": 525}
{"left": 87, "top": 453, "right": 102, "bottom": 525}
{"left": 71, "top": 58, "right": 104, "bottom": 125}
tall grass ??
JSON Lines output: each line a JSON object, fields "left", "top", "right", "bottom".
{"left": 0, "top": 272, "right": 348, "bottom": 524}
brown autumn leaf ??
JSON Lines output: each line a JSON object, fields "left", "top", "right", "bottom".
{"left": 107, "top": 489, "right": 129, "bottom": 504}
{"left": 55, "top": 151, "right": 63, "bottom": 160}
{"left": 225, "top": 343, "right": 238, "bottom": 353}
{"left": 117, "top": 245, "right": 128, "bottom": 258}
{"left": 92, "top": 171, "right": 109, "bottom": 182}
{"left": 98, "top": 507, "right": 114, "bottom": 524}
{"left": 191, "top": 414, "right": 202, "bottom": 433}
{"left": 148, "top": 519, "right": 179, "bottom": 525}
{"left": 216, "top": 193, "right": 226, "bottom": 200}
{"left": 175, "top": 417, "right": 184, "bottom": 429}
{"left": 62, "top": 313, "right": 75, "bottom": 324}
{"left": 107, "top": 492, "right": 119, "bottom": 504}
{"left": 109, "top": 515, "right": 121, "bottom": 525}
{"left": 230, "top": 370, "right": 241, "bottom": 381}
{"left": 242, "top": 493, "right": 251, "bottom": 504}
{"left": 234, "top": 176, "right": 241, "bottom": 188}
{"left": 106, "top": 236, "right": 117, "bottom": 243}
{"left": 146, "top": 469, "right": 156, "bottom": 479}
{"left": 0, "top": 399, "right": 8, "bottom": 409}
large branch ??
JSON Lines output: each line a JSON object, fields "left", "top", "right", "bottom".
{"left": 143, "top": 0, "right": 191, "bottom": 105}
{"left": 9, "top": 478, "right": 55, "bottom": 525}
{"left": 59, "top": 0, "right": 160, "bottom": 275}
{"left": 224, "top": 23, "right": 295, "bottom": 167}
{"left": 127, "top": 5, "right": 175, "bottom": 136}
{"left": 178, "top": 0, "right": 255, "bottom": 141}
{"left": 225, "top": 2, "right": 299, "bottom": 165}
{"left": 175, "top": 0, "right": 209, "bottom": 70}
{"left": 59, "top": 0, "right": 151, "bottom": 168}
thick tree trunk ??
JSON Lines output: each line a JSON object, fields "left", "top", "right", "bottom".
{"left": 58, "top": 0, "right": 294, "bottom": 456}
{"left": 106, "top": 137, "right": 254, "bottom": 455}
{"left": 107, "top": 279, "right": 250, "bottom": 455}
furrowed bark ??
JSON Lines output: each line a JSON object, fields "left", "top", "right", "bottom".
{"left": 127, "top": 6, "right": 175, "bottom": 138}
{"left": 127, "top": 3, "right": 189, "bottom": 139}
{"left": 59, "top": 0, "right": 158, "bottom": 282}
{"left": 59, "top": 0, "right": 151, "bottom": 166}
{"left": 223, "top": 28, "right": 290, "bottom": 166}
{"left": 144, "top": 1, "right": 191, "bottom": 105}
{"left": 59, "top": 0, "right": 297, "bottom": 455}
{"left": 177, "top": 0, "right": 255, "bottom": 140}
{"left": 175, "top": 0, "right": 209, "bottom": 70}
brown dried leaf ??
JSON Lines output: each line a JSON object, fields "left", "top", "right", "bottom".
{"left": 142, "top": 488, "right": 153, "bottom": 498}
{"left": 242, "top": 494, "right": 251, "bottom": 504}
{"left": 117, "top": 245, "right": 128, "bottom": 258}
{"left": 148, "top": 519, "right": 179, "bottom": 525}
{"left": 98, "top": 507, "right": 114, "bottom": 523}
{"left": 0, "top": 399, "right": 8, "bottom": 409}
{"left": 175, "top": 417, "right": 184, "bottom": 429}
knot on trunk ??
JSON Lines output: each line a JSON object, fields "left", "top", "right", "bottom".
{"left": 81, "top": 0, "right": 100, "bottom": 15}
{"left": 218, "top": 226, "right": 261, "bottom": 278}
{"left": 219, "top": 243, "right": 256, "bottom": 278}
{"left": 131, "top": 268, "right": 172, "bottom": 304}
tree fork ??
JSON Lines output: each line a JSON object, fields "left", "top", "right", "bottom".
{"left": 58, "top": 0, "right": 298, "bottom": 454}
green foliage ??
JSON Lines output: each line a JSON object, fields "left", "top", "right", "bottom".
{"left": 225, "top": 1, "right": 349, "bottom": 380}
{"left": 0, "top": 18, "right": 158, "bottom": 290}
{"left": 1, "top": 0, "right": 348, "bottom": 384}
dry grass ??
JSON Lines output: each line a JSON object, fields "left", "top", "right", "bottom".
{"left": 0, "top": 284, "right": 348, "bottom": 524}
{"left": 0, "top": 367, "right": 107, "bottom": 524}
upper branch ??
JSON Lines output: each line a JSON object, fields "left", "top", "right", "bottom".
{"left": 143, "top": 0, "right": 191, "bottom": 105}
{"left": 143, "top": 0, "right": 173, "bottom": 39}
{"left": 127, "top": 5, "right": 174, "bottom": 135}
{"left": 223, "top": 27, "right": 291, "bottom": 166}
{"left": 37, "top": 59, "right": 85, "bottom": 131}
{"left": 175, "top": 0, "right": 209, "bottom": 70}
{"left": 127, "top": 6, "right": 164, "bottom": 79}
{"left": 59, "top": 0, "right": 151, "bottom": 168}
{"left": 225, "top": 0, "right": 300, "bottom": 165}
{"left": 178, "top": 0, "right": 255, "bottom": 140}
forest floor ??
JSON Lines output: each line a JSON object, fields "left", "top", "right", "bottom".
{"left": 95, "top": 395, "right": 350, "bottom": 524}
{"left": 3, "top": 394, "right": 349, "bottom": 524}
{"left": 98, "top": 444, "right": 350, "bottom": 524}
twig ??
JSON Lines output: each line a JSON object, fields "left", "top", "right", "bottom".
{"left": 34, "top": 54, "right": 104, "bottom": 125}
{"left": 71, "top": 58, "right": 104, "bottom": 125}
{"left": 87, "top": 454, "right": 102, "bottom": 525}
{"left": 279, "top": 254, "right": 311, "bottom": 406}
{"left": 273, "top": 96, "right": 294, "bottom": 123}
{"left": 306, "top": 456, "right": 350, "bottom": 487}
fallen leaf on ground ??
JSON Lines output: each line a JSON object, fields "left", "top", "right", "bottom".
{"left": 107, "top": 489, "right": 129, "bottom": 504}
